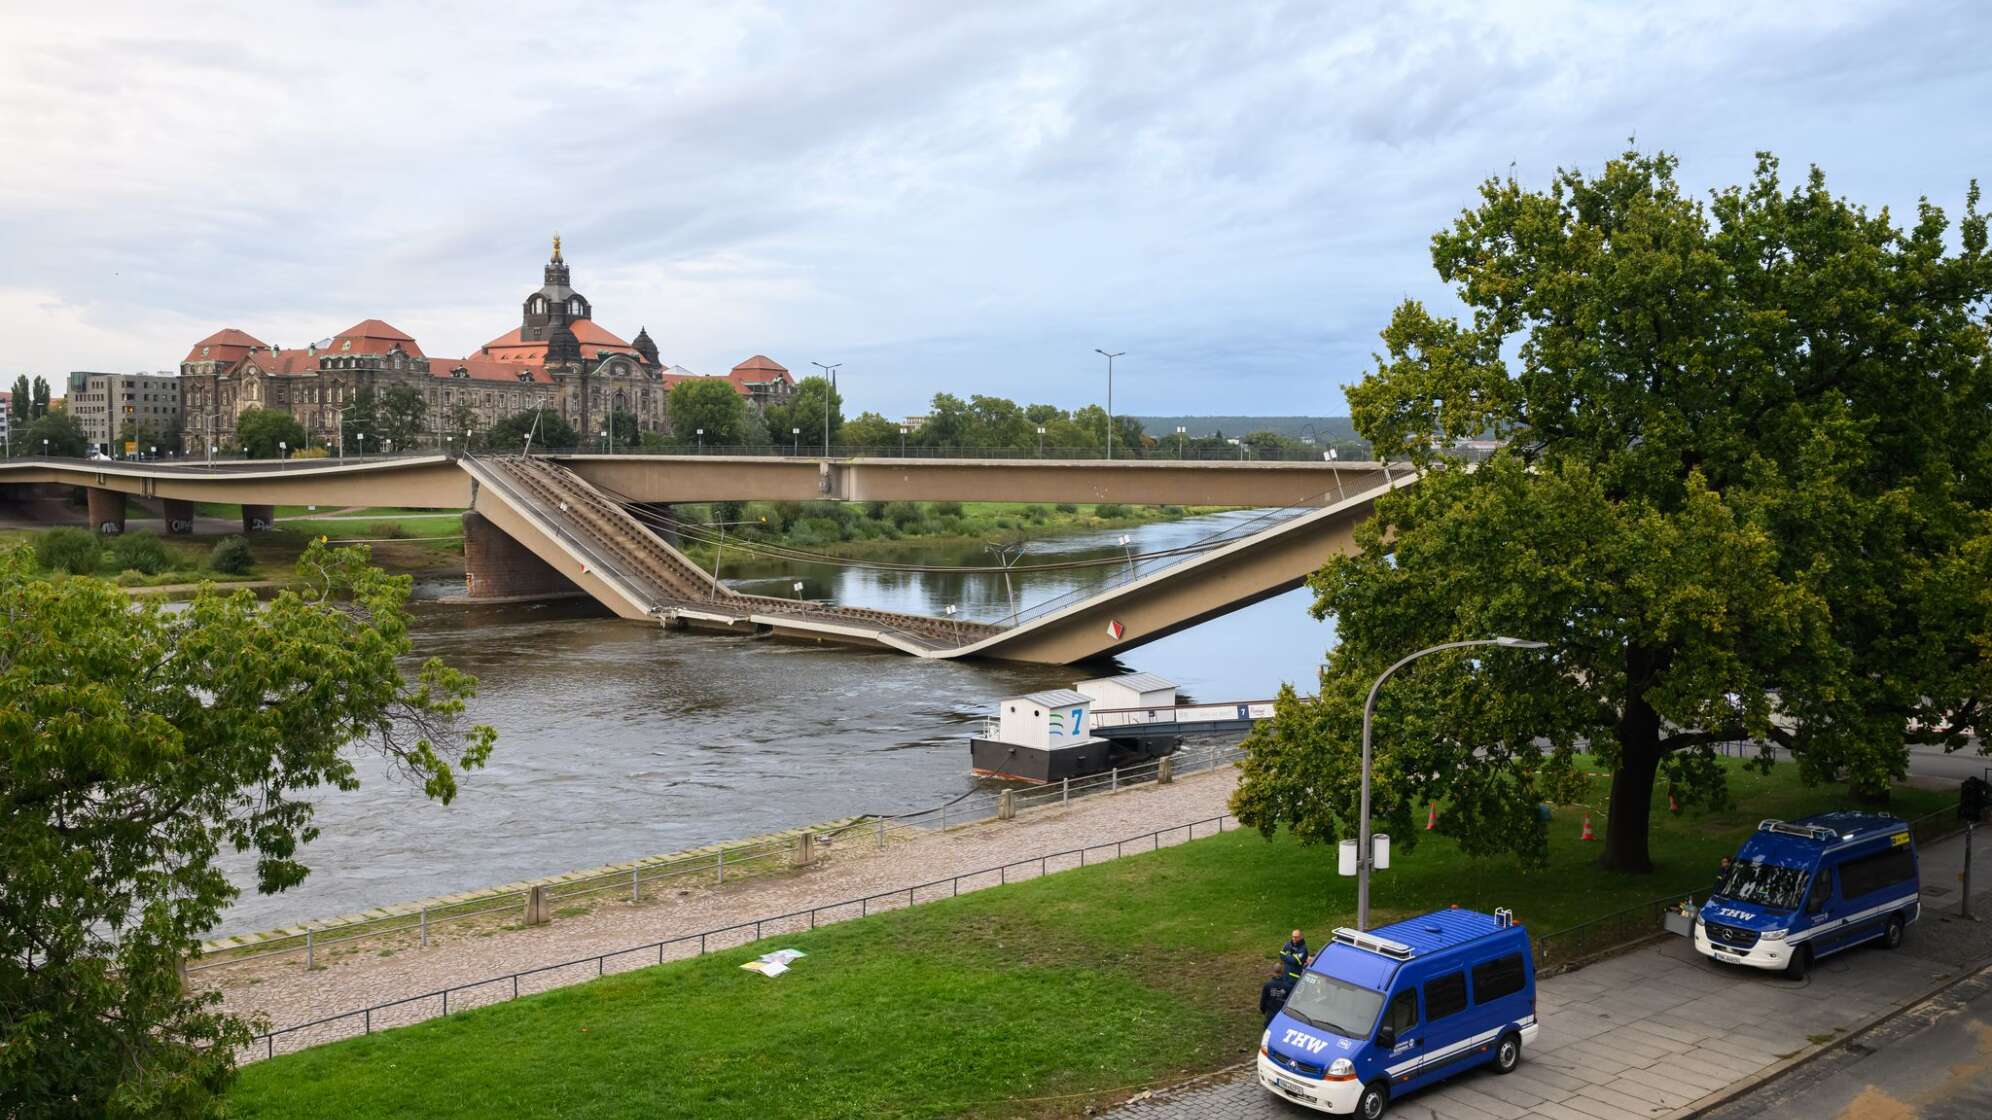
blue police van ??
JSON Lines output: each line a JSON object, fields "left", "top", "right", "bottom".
{"left": 1696, "top": 812, "right": 1919, "bottom": 979}
{"left": 1258, "top": 907, "right": 1537, "bottom": 1118}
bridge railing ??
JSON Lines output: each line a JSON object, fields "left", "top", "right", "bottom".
{"left": 530, "top": 441, "right": 1377, "bottom": 462}
{"left": 1088, "top": 700, "right": 1280, "bottom": 730}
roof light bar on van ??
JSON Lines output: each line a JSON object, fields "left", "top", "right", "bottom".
{"left": 1331, "top": 927, "right": 1416, "bottom": 959}
{"left": 1494, "top": 907, "right": 1515, "bottom": 928}
{"left": 1758, "top": 819, "right": 1839, "bottom": 842}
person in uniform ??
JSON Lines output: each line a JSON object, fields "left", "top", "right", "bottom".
{"left": 1260, "top": 962, "right": 1296, "bottom": 1024}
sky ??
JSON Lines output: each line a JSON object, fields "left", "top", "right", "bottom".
{"left": 1, "top": 0, "right": 1987, "bottom": 419}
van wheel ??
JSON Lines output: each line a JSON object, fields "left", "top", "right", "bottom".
{"left": 1881, "top": 915, "right": 1905, "bottom": 950}
{"left": 1785, "top": 945, "right": 1811, "bottom": 981}
{"left": 1357, "top": 1080, "right": 1389, "bottom": 1119}
{"left": 1492, "top": 1031, "right": 1522, "bottom": 1074}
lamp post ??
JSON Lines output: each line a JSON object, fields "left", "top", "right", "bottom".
{"left": 899, "top": 422, "right": 908, "bottom": 456}
{"left": 811, "top": 362, "right": 841, "bottom": 455}
{"left": 1094, "top": 349, "right": 1124, "bottom": 459}
{"left": 1036, "top": 425, "right": 1046, "bottom": 457}
{"left": 278, "top": 440, "right": 286, "bottom": 470}
{"left": 1176, "top": 425, "right": 1187, "bottom": 458}
{"left": 1354, "top": 637, "right": 1549, "bottom": 930}
{"left": 600, "top": 428, "right": 609, "bottom": 454}
{"left": 356, "top": 432, "right": 366, "bottom": 461}
{"left": 791, "top": 427, "right": 800, "bottom": 456}
{"left": 696, "top": 428, "right": 704, "bottom": 453}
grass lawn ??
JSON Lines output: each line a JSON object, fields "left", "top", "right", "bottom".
{"left": 229, "top": 759, "right": 1951, "bottom": 1119}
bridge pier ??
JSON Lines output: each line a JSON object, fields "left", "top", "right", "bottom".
{"left": 242, "top": 504, "right": 276, "bottom": 533}
{"left": 462, "top": 511, "right": 577, "bottom": 600}
{"left": 162, "top": 498, "right": 195, "bottom": 535}
{"left": 86, "top": 488, "right": 126, "bottom": 535}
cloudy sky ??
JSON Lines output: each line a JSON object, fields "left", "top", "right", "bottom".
{"left": 2, "top": 1, "right": 1986, "bottom": 418}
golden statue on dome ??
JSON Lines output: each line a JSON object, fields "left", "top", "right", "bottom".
{"left": 552, "top": 232, "right": 563, "bottom": 261}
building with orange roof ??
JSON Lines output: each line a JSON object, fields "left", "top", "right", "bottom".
{"left": 177, "top": 239, "right": 795, "bottom": 450}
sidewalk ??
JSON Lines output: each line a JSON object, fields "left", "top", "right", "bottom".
{"left": 1112, "top": 822, "right": 1991, "bottom": 1120}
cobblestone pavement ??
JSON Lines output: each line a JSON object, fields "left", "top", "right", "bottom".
{"left": 1111, "top": 826, "right": 1990, "bottom": 1120}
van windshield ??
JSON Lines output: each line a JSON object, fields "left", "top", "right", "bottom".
{"left": 1715, "top": 859, "right": 1810, "bottom": 910}
{"left": 1283, "top": 971, "right": 1385, "bottom": 1040}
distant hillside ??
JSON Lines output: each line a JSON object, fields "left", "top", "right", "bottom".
{"left": 1131, "top": 415, "right": 1358, "bottom": 441}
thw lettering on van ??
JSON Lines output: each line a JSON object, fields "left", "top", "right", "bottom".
{"left": 1281, "top": 1029, "right": 1332, "bottom": 1055}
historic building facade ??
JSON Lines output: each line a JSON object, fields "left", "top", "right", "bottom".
{"left": 179, "top": 241, "right": 781, "bottom": 449}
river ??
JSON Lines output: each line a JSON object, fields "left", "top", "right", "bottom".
{"left": 213, "top": 509, "right": 1338, "bottom": 934}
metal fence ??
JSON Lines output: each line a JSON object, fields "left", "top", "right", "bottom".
{"left": 242, "top": 811, "right": 1243, "bottom": 1061}
{"left": 194, "top": 743, "right": 1248, "bottom": 974}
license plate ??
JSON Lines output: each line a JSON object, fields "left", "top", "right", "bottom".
{"left": 1714, "top": 948, "right": 1741, "bottom": 961}
{"left": 1273, "top": 1077, "right": 1308, "bottom": 1096}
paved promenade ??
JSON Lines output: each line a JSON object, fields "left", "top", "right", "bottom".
{"left": 1113, "top": 824, "right": 1991, "bottom": 1120}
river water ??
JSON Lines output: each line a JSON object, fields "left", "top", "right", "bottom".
{"left": 214, "top": 510, "right": 1338, "bottom": 935}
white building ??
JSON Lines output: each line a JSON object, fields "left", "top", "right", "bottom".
{"left": 1075, "top": 672, "right": 1177, "bottom": 712}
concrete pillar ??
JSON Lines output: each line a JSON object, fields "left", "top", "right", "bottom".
{"left": 86, "top": 488, "right": 126, "bottom": 535}
{"left": 463, "top": 512, "right": 577, "bottom": 599}
{"left": 792, "top": 831, "right": 816, "bottom": 869}
{"left": 525, "top": 885, "right": 550, "bottom": 926}
{"left": 997, "top": 790, "right": 1017, "bottom": 820}
{"left": 162, "top": 498, "right": 195, "bottom": 535}
{"left": 241, "top": 504, "right": 275, "bottom": 533}
{"left": 1158, "top": 756, "right": 1174, "bottom": 785}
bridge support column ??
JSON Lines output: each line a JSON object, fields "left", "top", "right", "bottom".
{"left": 241, "top": 504, "right": 275, "bottom": 533}
{"left": 162, "top": 498, "right": 195, "bottom": 535}
{"left": 86, "top": 488, "right": 126, "bottom": 535}
{"left": 463, "top": 512, "right": 577, "bottom": 600}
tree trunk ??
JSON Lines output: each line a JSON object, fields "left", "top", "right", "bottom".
{"left": 1600, "top": 645, "right": 1665, "bottom": 874}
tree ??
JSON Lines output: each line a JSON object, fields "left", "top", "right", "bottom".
{"left": 667, "top": 379, "right": 753, "bottom": 447}
{"left": 374, "top": 384, "right": 427, "bottom": 451}
{"left": 486, "top": 407, "right": 577, "bottom": 452}
{"left": 605, "top": 408, "right": 641, "bottom": 450}
{"left": 30, "top": 376, "right": 50, "bottom": 419}
{"left": 840, "top": 411, "right": 903, "bottom": 449}
{"left": 23, "top": 411, "right": 87, "bottom": 457}
{"left": 0, "top": 540, "right": 494, "bottom": 1116}
{"left": 445, "top": 402, "right": 480, "bottom": 449}
{"left": 769, "top": 376, "right": 844, "bottom": 451}
{"left": 7, "top": 375, "right": 27, "bottom": 428}
{"left": 1231, "top": 150, "right": 1992, "bottom": 875}
{"left": 234, "top": 408, "right": 307, "bottom": 460}
{"left": 339, "top": 389, "right": 378, "bottom": 454}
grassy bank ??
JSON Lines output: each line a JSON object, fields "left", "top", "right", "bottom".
{"left": 229, "top": 759, "right": 1950, "bottom": 1119}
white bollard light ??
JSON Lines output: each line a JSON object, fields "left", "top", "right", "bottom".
{"left": 1338, "top": 838, "right": 1358, "bottom": 877}
{"left": 1373, "top": 833, "right": 1391, "bottom": 870}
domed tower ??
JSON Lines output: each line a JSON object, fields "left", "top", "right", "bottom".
{"left": 520, "top": 234, "right": 592, "bottom": 341}
{"left": 632, "top": 326, "right": 660, "bottom": 367}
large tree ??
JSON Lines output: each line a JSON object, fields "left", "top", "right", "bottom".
{"left": 766, "top": 376, "right": 843, "bottom": 451}
{"left": 373, "top": 384, "right": 428, "bottom": 451}
{"left": 1232, "top": 150, "right": 1992, "bottom": 875}
{"left": 0, "top": 540, "right": 495, "bottom": 1117}
{"left": 485, "top": 407, "right": 577, "bottom": 452}
{"left": 23, "top": 411, "right": 87, "bottom": 458}
{"left": 667, "top": 378, "right": 755, "bottom": 447}
{"left": 7, "top": 375, "right": 28, "bottom": 428}
{"left": 234, "top": 407, "right": 307, "bottom": 460}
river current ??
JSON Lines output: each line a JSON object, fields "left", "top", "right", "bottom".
{"left": 213, "top": 510, "right": 1337, "bottom": 934}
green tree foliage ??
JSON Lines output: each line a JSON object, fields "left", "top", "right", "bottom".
{"left": 767, "top": 376, "right": 844, "bottom": 451}
{"left": 374, "top": 384, "right": 428, "bottom": 451}
{"left": 109, "top": 533, "right": 170, "bottom": 576}
{"left": 31, "top": 376, "right": 50, "bottom": 419}
{"left": 1232, "top": 149, "right": 1992, "bottom": 875}
{"left": 445, "top": 402, "right": 480, "bottom": 449}
{"left": 234, "top": 408, "right": 308, "bottom": 460}
{"left": 339, "top": 388, "right": 377, "bottom": 453}
{"left": 838, "top": 411, "right": 902, "bottom": 449}
{"left": 0, "top": 541, "right": 495, "bottom": 1116}
{"left": 207, "top": 536, "right": 254, "bottom": 575}
{"left": 667, "top": 379, "right": 754, "bottom": 447}
{"left": 7, "top": 375, "right": 28, "bottom": 428}
{"left": 34, "top": 527, "right": 100, "bottom": 575}
{"left": 485, "top": 408, "right": 578, "bottom": 452}
{"left": 23, "top": 411, "right": 87, "bottom": 457}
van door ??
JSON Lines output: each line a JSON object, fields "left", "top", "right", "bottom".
{"left": 1401, "top": 969, "right": 1470, "bottom": 1090}
{"left": 1377, "top": 987, "right": 1421, "bottom": 1086}
{"left": 1799, "top": 865, "right": 1837, "bottom": 953}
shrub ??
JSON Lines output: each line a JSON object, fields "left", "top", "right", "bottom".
{"left": 291, "top": 446, "right": 330, "bottom": 460}
{"left": 36, "top": 528, "right": 100, "bottom": 575}
{"left": 370, "top": 522, "right": 411, "bottom": 540}
{"left": 862, "top": 501, "right": 888, "bottom": 520}
{"left": 801, "top": 501, "right": 851, "bottom": 525}
{"left": 882, "top": 501, "right": 922, "bottom": 528}
{"left": 1095, "top": 503, "right": 1129, "bottom": 518}
{"left": 109, "top": 533, "right": 170, "bottom": 575}
{"left": 1161, "top": 505, "right": 1186, "bottom": 515}
{"left": 114, "top": 569, "right": 148, "bottom": 587}
{"left": 933, "top": 501, "right": 964, "bottom": 518}
{"left": 1055, "top": 502, "right": 1078, "bottom": 514}
{"left": 1023, "top": 504, "right": 1049, "bottom": 523}
{"left": 208, "top": 536, "right": 255, "bottom": 575}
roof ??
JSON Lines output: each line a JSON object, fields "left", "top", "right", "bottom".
{"left": 330, "top": 319, "right": 424, "bottom": 357}
{"left": 1077, "top": 672, "right": 1177, "bottom": 694}
{"left": 1312, "top": 909, "right": 1515, "bottom": 991}
{"left": 1794, "top": 811, "right": 1907, "bottom": 840}
{"left": 183, "top": 327, "right": 269, "bottom": 364}
{"left": 239, "top": 348, "right": 321, "bottom": 375}
{"left": 732, "top": 354, "right": 788, "bottom": 374}
{"left": 433, "top": 355, "right": 551, "bottom": 384}
{"left": 482, "top": 319, "right": 634, "bottom": 354}
{"left": 1011, "top": 689, "right": 1093, "bottom": 708}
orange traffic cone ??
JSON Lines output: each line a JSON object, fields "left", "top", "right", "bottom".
{"left": 1426, "top": 802, "right": 1438, "bottom": 831}
{"left": 1579, "top": 811, "right": 1596, "bottom": 841}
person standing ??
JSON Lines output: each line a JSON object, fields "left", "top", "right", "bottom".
{"left": 1260, "top": 962, "right": 1295, "bottom": 1024}
{"left": 1280, "top": 929, "right": 1310, "bottom": 980}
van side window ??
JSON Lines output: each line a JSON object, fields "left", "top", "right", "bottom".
{"left": 1804, "top": 869, "right": 1833, "bottom": 915}
{"left": 1470, "top": 953, "right": 1527, "bottom": 1003}
{"left": 1384, "top": 989, "right": 1418, "bottom": 1036}
{"left": 1839, "top": 846, "right": 1916, "bottom": 898}
{"left": 1425, "top": 971, "right": 1468, "bottom": 1020}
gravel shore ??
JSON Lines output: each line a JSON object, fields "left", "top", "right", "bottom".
{"left": 210, "top": 764, "right": 1242, "bottom": 1057}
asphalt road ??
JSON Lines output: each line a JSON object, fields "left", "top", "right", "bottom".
{"left": 1703, "top": 964, "right": 1992, "bottom": 1120}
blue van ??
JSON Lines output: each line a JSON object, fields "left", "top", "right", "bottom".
{"left": 1258, "top": 908, "right": 1537, "bottom": 1118}
{"left": 1696, "top": 812, "right": 1920, "bottom": 979}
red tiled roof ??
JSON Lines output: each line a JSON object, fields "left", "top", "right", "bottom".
{"left": 731, "top": 354, "right": 787, "bottom": 374}
{"left": 330, "top": 319, "right": 425, "bottom": 357}
{"left": 481, "top": 319, "right": 635, "bottom": 354}
{"left": 431, "top": 356, "right": 552, "bottom": 384}
{"left": 239, "top": 348, "right": 321, "bottom": 375}
{"left": 183, "top": 327, "right": 269, "bottom": 364}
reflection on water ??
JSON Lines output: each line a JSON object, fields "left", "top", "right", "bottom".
{"left": 215, "top": 510, "right": 1337, "bottom": 934}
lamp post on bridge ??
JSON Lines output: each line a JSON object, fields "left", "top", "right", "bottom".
{"left": 1352, "top": 637, "right": 1549, "bottom": 930}
{"left": 1094, "top": 349, "right": 1124, "bottom": 459}
{"left": 811, "top": 361, "right": 841, "bottom": 456}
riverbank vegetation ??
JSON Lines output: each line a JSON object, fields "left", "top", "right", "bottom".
{"left": 0, "top": 526, "right": 267, "bottom": 586}
{"left": 227, "top": 757, "right": 1951, "bottom": 1120}
{"left": 664, "top": 498, "right": 1217, "bottom": 564}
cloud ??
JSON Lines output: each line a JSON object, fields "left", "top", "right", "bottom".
{"left": 0, "top": 0, "right": 1984, "bottom": 417}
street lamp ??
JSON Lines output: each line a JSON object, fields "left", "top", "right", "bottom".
{"left": 811, "top": 361, "right": 841, "bottom": 455}
{"left": 791, "top": 427, "right": 800, "bottom": 456}
{"left": 1036, "top": 425, "right": 1046, "bottom": 457}
{"left": 278, "top": 440, "right": 287, "bottom": 470}
{"left": 1094, "top": 349, "right": 1124, "bottom": 459}
{"left": 1176, "top": 425, "right": 1187, "bottom": 458}
{"left": 696, "top": 428, "right": 705, "bottom": 453}
{"left": 899, "top": 422, "right": 908, "bottom": 456}
{"left": 600, "top": 428, "right": 609, "bottom": 454}
{"left": 356, "top": 432, "right": 367, "bottom": 461}
{"left": 1353, "top": 637, "right": 1549, "bottom": 930}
